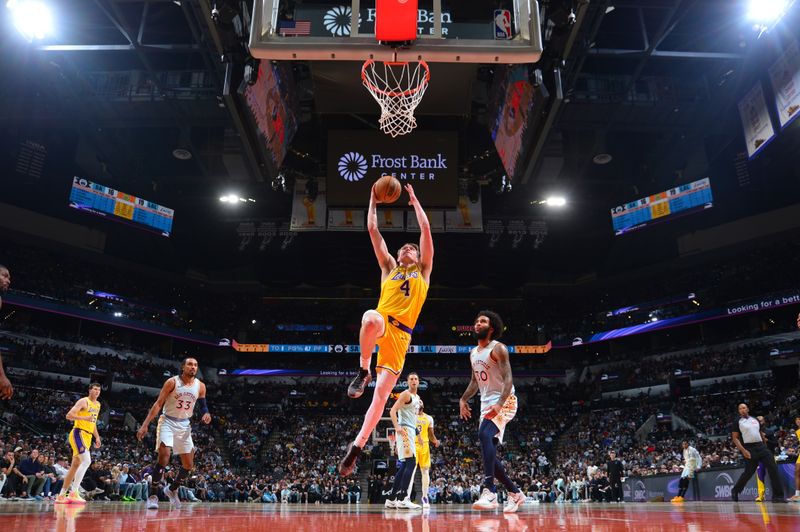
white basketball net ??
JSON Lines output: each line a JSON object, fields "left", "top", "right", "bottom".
{"left": 362, "top": 60, "right": 430, "bottom": 137}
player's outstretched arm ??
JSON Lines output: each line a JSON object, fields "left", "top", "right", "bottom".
{"left": 137, "top": 378, "right": 175, "bottom": 441}
{"left": 405, "top": 184, "right": 433, "bottom": 282}
{"left": 367, "top": 184, "right": 396, "bottom": 277}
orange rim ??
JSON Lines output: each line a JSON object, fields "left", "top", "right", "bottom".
{"left": 361, "top": 59, "right": 430, "bottom": 98}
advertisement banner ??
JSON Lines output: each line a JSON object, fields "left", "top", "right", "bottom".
{"left": 290, "top": 178, "right": 326, "bottom": 231}
{"left": 624, "top": 464, "right": 796, "bottom": 502}
{"left": 445, "top": 195, "right": 483, "bottom": 232}
{"left": 327, "top": 130, "right": 458, "bottom": 208}
{"left": 738, "top": 82, "right": 776, "bottom": 159}
{"left": 768, "top": 40, "right": 800, "bottom": 128}
{"left": 622, "top": 474, "right": 685, "bottom": 502}
{"left": 327, "top": 209, "right": 366, "bottom": 231}
{"left": 559, "top": 290, "right": 800, "bottom": 347}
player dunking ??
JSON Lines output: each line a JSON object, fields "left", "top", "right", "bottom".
{"left": 56, "top": 382, "right": 102, "bottom": 504}
{"left": 409, "top": 399, "right": 439, "bottom": 508}
{"left": 0, "top": 264, "right": 13, "bottom": 400}
{"left": 385, "top": 372, "right": 422, "bottom": 510}
{"left": 338, "top": 183, "right": 433, "bottom": 476}
{"left": 136, "top": 357, "right": 211, "bottom": 508}
{"left": 460, "top": 311, "right": 526, "bottom": 513}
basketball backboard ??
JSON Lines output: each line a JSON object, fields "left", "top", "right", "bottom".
{"left": 249, "top": 0, "right": 543, "bottom": 64}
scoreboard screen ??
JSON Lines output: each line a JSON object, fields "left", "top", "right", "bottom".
{"left": 69, "top": 177, "right": 174, "bottom": 237}
{"left": 611, "top": 177, "right": 713, "bottom": 236}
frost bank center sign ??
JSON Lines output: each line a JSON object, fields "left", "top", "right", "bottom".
{"left": 296, "top": 5, "right": 495, "bottom": 38}
{"left": 327, "top": 131, "right": 458, "bottom": 208}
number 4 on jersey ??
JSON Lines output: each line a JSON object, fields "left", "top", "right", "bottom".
{"left": 400, "top": 280, "right": 410, "bottom": 297}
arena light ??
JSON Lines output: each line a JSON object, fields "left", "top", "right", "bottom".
{"left": 544, "top": 196, "right": 567, "bottom": 207}
{"left": 7, "top": 0, "right": 54, "bottom": 41}
{"left": 747, "top": 0, "right": 791, "bottom": 24}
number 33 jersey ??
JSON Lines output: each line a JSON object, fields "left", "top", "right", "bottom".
{"left": 163, "top": 376, "right": 201, "bottom": 420}
{"left": 470, "top": 340, "right": 515, "bottom": 419}
{"left": 376, "top": 264, "right": 429, "bottom": 330}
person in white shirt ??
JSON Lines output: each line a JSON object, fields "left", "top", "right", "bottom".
{"left": 671, "top": 441, "right": 701, "bottom": 502}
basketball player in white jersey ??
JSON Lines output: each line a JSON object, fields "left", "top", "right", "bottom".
{"left": 136, "top": 357, "right": 211, "bottom": 508}
{"left": 385, "top": 372, "right": 422, "bottom": 510}
{"left": 460, "top": 311, "right": 526, "bottom": 513}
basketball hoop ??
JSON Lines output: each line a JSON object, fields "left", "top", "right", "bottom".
{"left": 362, "top": 59, "right": 430, "bottom": 137}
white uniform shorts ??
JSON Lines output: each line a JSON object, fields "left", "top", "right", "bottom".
{"left": 156, "top": 415, "right": 194, "bottom": 455}
{"left": 395, "top": 425, "right": 417, "bottom": 461}
{"left": 480, "top": 394, "right": 518, "bottom": 444}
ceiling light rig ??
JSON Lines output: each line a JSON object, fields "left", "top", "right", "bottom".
{"left": 7, "top": 0, "right": 54, "bottom": 41}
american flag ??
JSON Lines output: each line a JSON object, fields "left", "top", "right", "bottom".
{"left": 278, "top": 20, "right": 311, "bottom": 36}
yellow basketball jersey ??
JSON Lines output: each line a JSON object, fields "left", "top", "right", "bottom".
{"left": 376, "top": 264, "right": 429, "bottom": 329}
{"left": 73, "top": 397, "right": 100, "bottom": 433}
{"left": 416, "top": 414, "right": 433, "bottom": 446}
{"left": 796, "top": 428, "right": 800, "bottom": 441}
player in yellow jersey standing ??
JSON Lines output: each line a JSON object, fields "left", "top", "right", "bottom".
{"left": 790, "top": 416, "right": 800, "bottom": 502}
{"left": 56, "top": 383, "right": 102, "bottom": 504}
{"left": 339, "top": 182, "right": 433, "bottom": 476}
{"left": 412, "top": 400, "right": 439, "bottom": 508}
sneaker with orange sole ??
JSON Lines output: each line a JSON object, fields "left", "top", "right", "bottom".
{"left": 55, "top": 494, "right": 70, "bottom": 505}
{"left": 67, "top": 492, "right": 86, "bottom": 505}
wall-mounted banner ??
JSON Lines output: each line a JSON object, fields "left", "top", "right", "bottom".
{"left": 738, "top": 82, "right": 776, "bottom": 159}
{"left": 290, "top": 178, "right": 326, "bottom": 231}
{"left": 327, "top": 209, "right": 366, "bottom": 231}
{"left": 407, "top": 209, "right": 445, "bottom": 233}
{"left": 446, "top": 195, "right": 483, "bottom": 232}
{"left": 377, "top": 210, "right": 405, "bottom": 232}
{"left": 768, "top": 40, "right": 800, "bottom": 129}
{"left": 327, "top": 130, "right": 458, "bottom": 208}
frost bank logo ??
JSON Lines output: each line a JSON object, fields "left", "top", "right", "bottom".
{"left": 338, "top": 151, "right": 368, "bottom": 181}
{"left": 324, "top": 6, "right": 357, "bottom": 36}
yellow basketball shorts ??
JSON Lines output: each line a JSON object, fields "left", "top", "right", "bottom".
{"left": 416, "top": 445, "right": 431, "bottom": 469}
{"left": 68, "top": 428, "right": 92, "bottom": 456}
{"left": 375, "top": 313, "right": 412, "bottom": 376}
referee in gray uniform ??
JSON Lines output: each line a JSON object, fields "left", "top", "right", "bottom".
{"left": 730, "top": 403, "right": 786, "bottom": 502}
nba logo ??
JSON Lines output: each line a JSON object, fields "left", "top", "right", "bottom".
{"left": 494, "top": 9, "right": 512, "bottom": 40}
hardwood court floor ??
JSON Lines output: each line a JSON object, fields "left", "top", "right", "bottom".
{"left": 1, "top": 500, "right": 799, "bottom": 531}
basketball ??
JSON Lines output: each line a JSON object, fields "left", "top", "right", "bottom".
{"left": 374, "top": 175, "right": 402, "bottom": 204}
